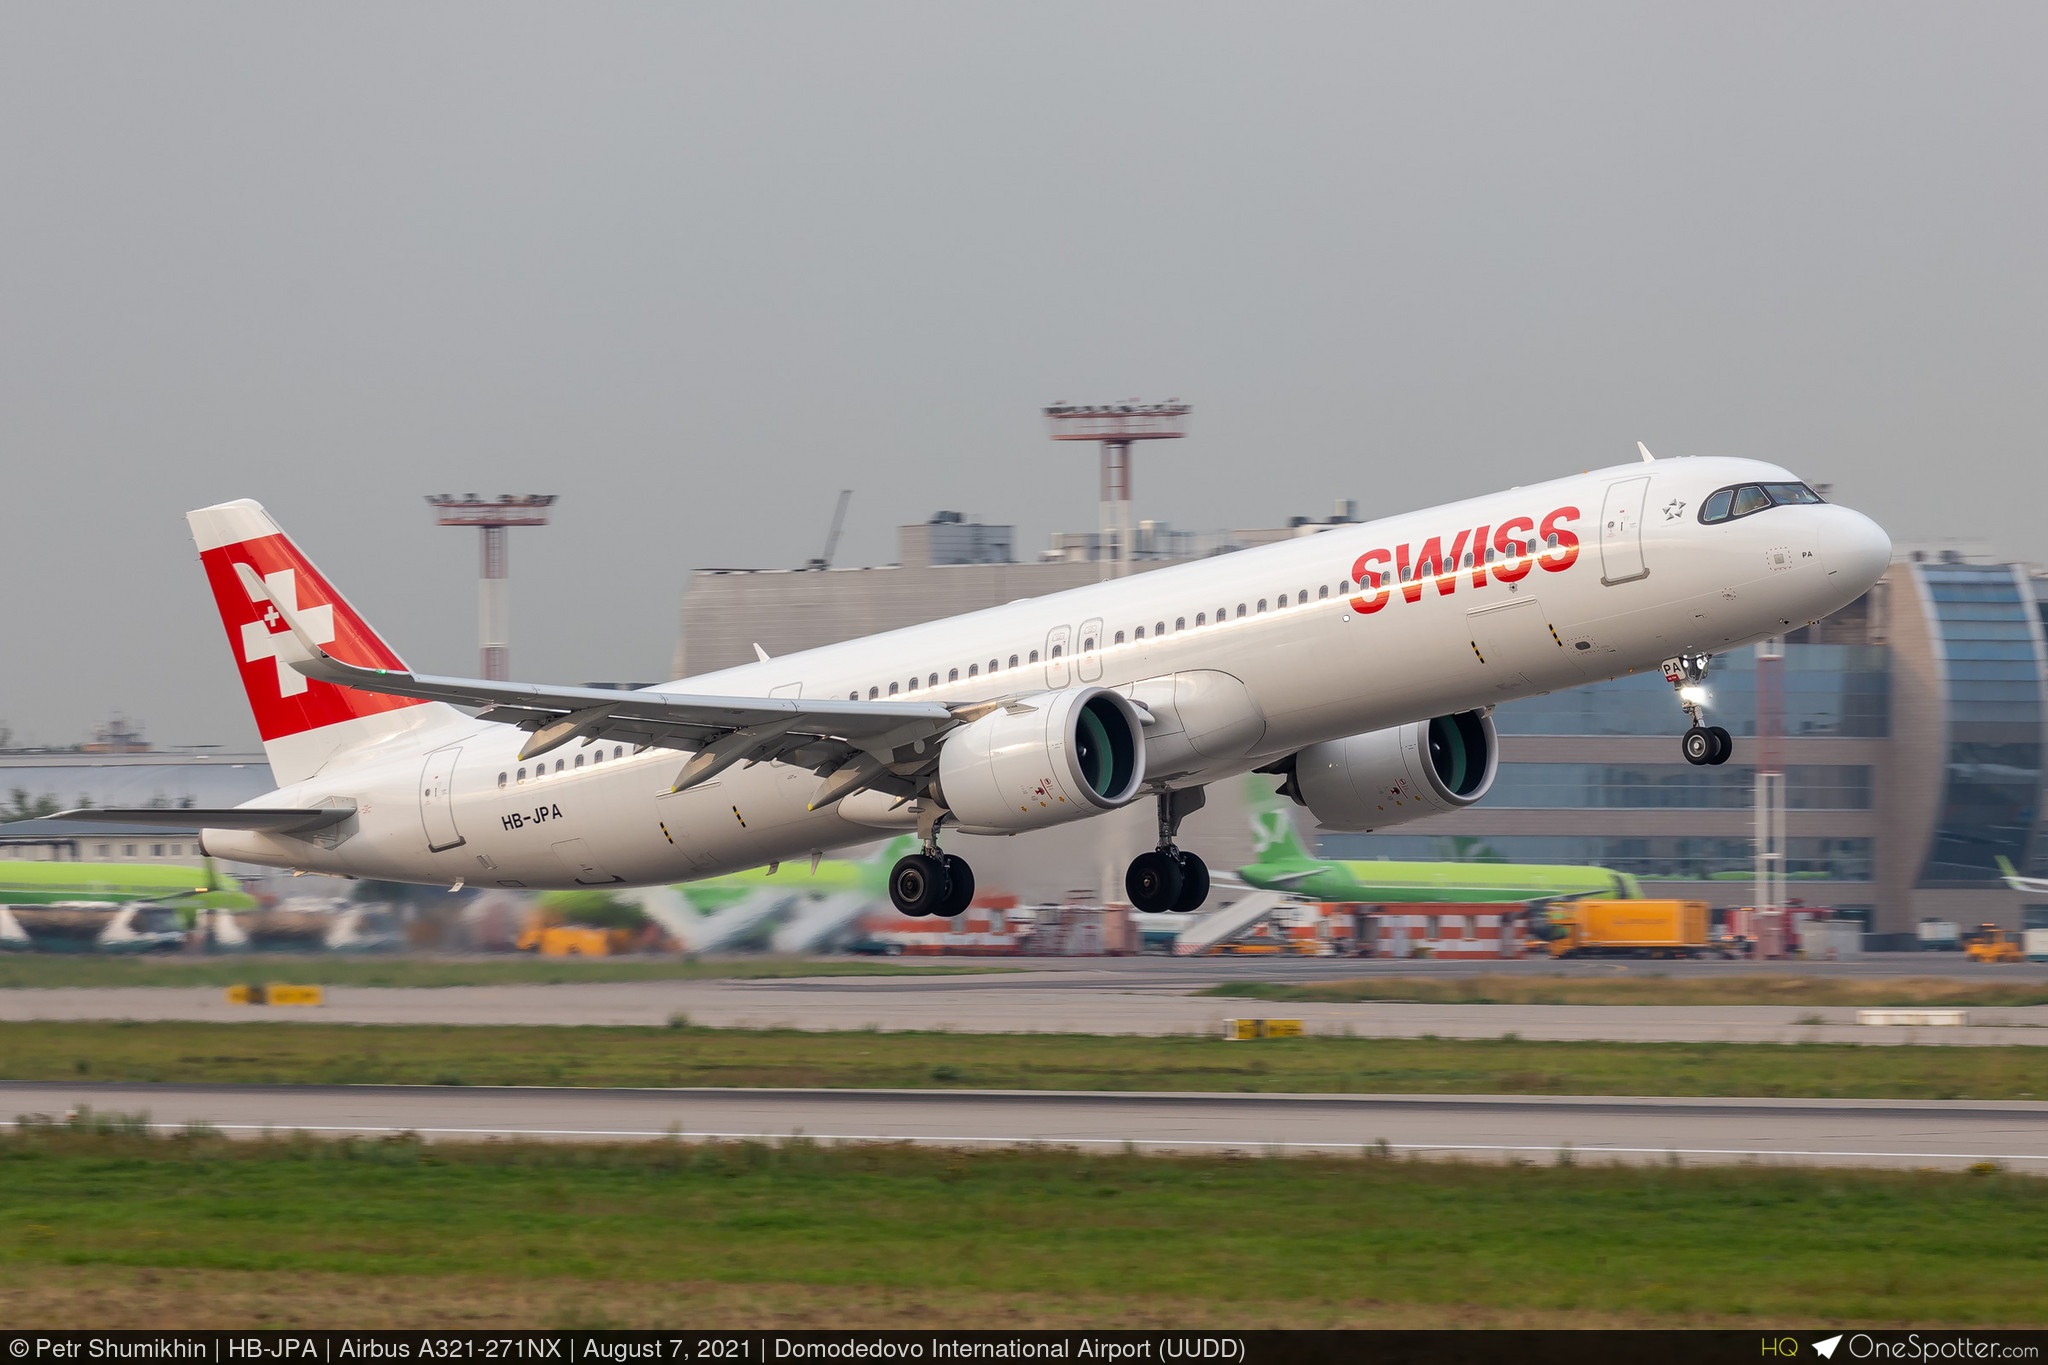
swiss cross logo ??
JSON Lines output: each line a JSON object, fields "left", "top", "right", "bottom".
{"left": 237, "top": 567, "right": 336, "bottom": 697}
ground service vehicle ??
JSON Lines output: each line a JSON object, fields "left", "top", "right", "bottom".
{"left": 57, "top": 452, "right": 1889, "bottom": 920}
{"left": 1547, "top": 899, "right": 1712, "bottom": 959}
{"left": 1964, "top": 924, "right": 2023, "bottom": 964}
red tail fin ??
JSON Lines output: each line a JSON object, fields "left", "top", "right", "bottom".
{"left": 188, "top": 499, "right": 430, "bottom": 749}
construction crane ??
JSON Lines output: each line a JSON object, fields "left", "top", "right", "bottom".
{"left": 803, "top": 490, "right": 853, "bottom": 571}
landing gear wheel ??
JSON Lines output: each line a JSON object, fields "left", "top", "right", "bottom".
{"left": 1682, "top": 726, "right": 1714, "bottom": 766}
{"left": 1170, "top": 851, "right": 1210, "bottom": 913}
{"left": 1126, "top": 850, "right": 1185, "bottom": 913}
{"left": 889, "top": 853, "right": 949, "bottom": 917}
{"left": 937, "top": 854, "right": 975, "bottom": 918}
{"left": 1705, "top": 725, "right": 1733, "bottom": 766}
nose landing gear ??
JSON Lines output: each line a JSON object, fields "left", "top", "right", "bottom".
{"left": 889, "top": 805, "right": 975, "bottom": 918}
{"left": 1665, "top": 653, "right": 1733, "bottom": 767}
{"left": 1125, "top": 788, "right": 1211, "bottom": 914}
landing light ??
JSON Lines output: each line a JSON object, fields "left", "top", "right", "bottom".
{"left": 1679, "top": 685, "right": 1709, "bottom": 706}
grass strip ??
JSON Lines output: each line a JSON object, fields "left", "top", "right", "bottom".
{"left": 8, "top": 1021, "right": 2048, "bottom": 1098}
{"left": 1204, "top": 974, "right": 2048, "bottom": 1008}
{"left": 1, "top": 1120, "right": 2043, "bottom": 1328}
{"left": 0, "top": 955, "right": 1010, "bottom": 990}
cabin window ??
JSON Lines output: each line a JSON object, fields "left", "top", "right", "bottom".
{"left": 1236, "top": 603, "right": 1247, "bottom": 618}
{"left": 1011, "top": 654, "right": 1021, "bottom": 668}
{"left": 991, "top": 658, "right": 1001, "bottom": 673}
{"left": 516, "top": 767, "right": 527, "bottom": 783}
{"left": 498, "top": 772, "right": 508, "bottom": 788}
{"left": 1081, "top": 638, "right": 1093, "bottom": 652}
{"left": 1257, "top": 599, "right": 1267, "bottom": 613}
{"left": 1340, "top": 580, "right": 1352, "bottom": 593}
{"left": 614, "top": 747, "right": 623, "bottom": 759}
{"left": 1318, "top": 585, "right": 1329, "bottom": 599}
{"left": 870, "top": 687, "right": 879, "bottom": 699}
{"left": 907, "top": 677, "right": 918, "bottom": 692}
{"left": 1175, "top": 617, "right": 1185, "bottom": 631}
{"left": 929, "top": 673, "right": 938, "bottom": 687}
{"left": 1133, "top": 626, "right": 1144, "bottom": 640}
{"left": 555, "top": 759, "right": 565, "bottom": 773}
{"left": 889, "top": 682, "right": 899, "bottom": 696}
{"left": 1029, "top": 650, "right": 1039, "bottom": 664}
{"left": 1196, "top": 612, "right": 1206, "bottom": 627}
{"left": 1115, "top": 630, "right": 1126, "bottom": 645}
{"left": 849, "top": 691, "right": 858, "bottom": 700}
{"left": 593, "top": 750, "right": 603, "bottom": 764}
{"left": 1050, "top": 645, "right": 1062, "bottom": 659}
{"left": 968, "top": 663, "right": 979, "bottom": 678}
{"left": 1155, "top": 621, "right": 1166, "bottom": 636}
{"left": 1546, "top": 533, "right": 1559, "bottom": 548}
{"left": 948, "top": 668, "right": 958, "bottom": 682}
{"left": 574, "top": 753, "right": 584, "bottom": 768}
{"left": 1298, "top": 590, "right": 1308, "bottom": 604}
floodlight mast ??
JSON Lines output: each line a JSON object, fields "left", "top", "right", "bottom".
{"left": 425, "top": 494, "right": 557, "bottom": 681}
{"left": 1044, "top": 401, "right": 1190, "bottom": 580}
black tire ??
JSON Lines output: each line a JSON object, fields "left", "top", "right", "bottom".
{"left": 1125, "top": 850, "right": 1184, "bottom": 913}
{"left": 1171, "top": 850, "right": 1210, "bottom": 913}
{"left": 1706, "top": 725, "right": 1733, "bottom": 765}
{"left": 937, "top": 854, "right": 975, "bottom": 918}
{"left": 1682, "top": 726, "right": 1713, "bottom": 766}
{"left": 889, "top": 853, "right": 949, "bottom": 917}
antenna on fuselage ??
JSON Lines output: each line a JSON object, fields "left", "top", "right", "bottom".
{"left": 1638, "top": 442, "right": 1657, "bottom": 462}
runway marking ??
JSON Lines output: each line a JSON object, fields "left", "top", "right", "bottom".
{"left": 116, "top": 1120, "right": 2048, "bottom": 1163}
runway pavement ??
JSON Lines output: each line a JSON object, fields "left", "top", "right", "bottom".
{"left": 4, "top": 963, "right": 2046, "bottom": 1044}
{"left": 9, "top": 1080, "right": 2045, "bottom": 1171}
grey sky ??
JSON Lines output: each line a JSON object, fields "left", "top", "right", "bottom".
{"left": 2, "top": 3, "right": 2043, "bottom": 750}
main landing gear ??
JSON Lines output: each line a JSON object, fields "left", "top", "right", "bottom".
{"left": 890, "top": 806, "right": 974, "bottom": 918}
{"left": 1125, "top": 788, "right": 1211, "bottom": 914}
{"left": 1665, "top": 652, "right": 1732, "bottom": 767}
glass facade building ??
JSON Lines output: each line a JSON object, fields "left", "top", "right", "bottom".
{"left": 1915, "top": 564, "right": 2046, "bottom": 885}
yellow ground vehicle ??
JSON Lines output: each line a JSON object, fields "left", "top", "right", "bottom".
{"left": 515, "top": 922, "right": 631, "bottom": 957}
{"left": 1547, "top": 900, "right": 1711, "bottom": 959}
{"left": 1964, "top": 923, "right": 2024, "bottom": 964}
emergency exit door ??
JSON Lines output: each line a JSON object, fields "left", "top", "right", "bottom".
{"left": 1599, "top": 476, "right": 1651, "bottom": 585}
{"left": 418, "top": 745, "right": 465, "bottom": 852}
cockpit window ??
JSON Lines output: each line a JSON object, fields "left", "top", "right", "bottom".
{"left": 1699, "top": 481, "right": 1825, "bottom": 524}
{"left": 1730, "top": 485, "right": 1773, "bottom": 517}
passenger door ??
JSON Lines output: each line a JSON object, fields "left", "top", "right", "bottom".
{"left": 1044, "top": 624, "right": 1072, "bottom": 688}
{"left": 1076, "top": 617, "right": 1105, "bottom": 682}
{"left": 1599, "top": 476, "right": 1651, "bottom": 584}
{"left": 418, "top": 745, "right": 465, "bottom": 852}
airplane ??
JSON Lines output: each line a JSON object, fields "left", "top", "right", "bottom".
{"left": 0, "top": 858, "right": 254, "bottom": 910}
{"left": 1996, "top": 856, "right": 2048, "bottom": 896}
{"left": 669, "top": 835, "right": 912, "bottom": 915}
{"left": 1236, "top": 794, "right": 1644, "bottom": 903}
{"left": 620, "top": 836, "right": 911, "bottom": 953}
{"left": 55, "top": 448, "right": 1890, "bottom": 919}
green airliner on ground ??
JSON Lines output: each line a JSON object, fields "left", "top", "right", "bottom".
{"left": 1235, "top": 802, "right": 1642, "bottom": 904}
{"left": 0, "top": 859, "right": 255, "bottom": 909}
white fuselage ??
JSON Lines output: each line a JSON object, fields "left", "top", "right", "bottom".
{"left": 205, "top": 456, "right": 1890, "bottom": 890}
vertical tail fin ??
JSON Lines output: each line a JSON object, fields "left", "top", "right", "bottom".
{"left": 1243, "top": 774, "right": 1316, "bottom": 866}
{"left": 188, "top": 499, "right": 456, "bottom": 786}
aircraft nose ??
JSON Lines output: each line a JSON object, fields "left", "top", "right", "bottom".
{"left": 1819, "top": 505, "right": 1891, "bottom": 590}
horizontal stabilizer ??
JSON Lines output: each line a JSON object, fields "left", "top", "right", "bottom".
{"left": 48, "top": 808, "right": 355, "bottom": 834}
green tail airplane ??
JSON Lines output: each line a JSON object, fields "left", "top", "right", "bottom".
{"left": 1234, "top": 779, "right": 1642, "bottom": 903}
{"left": 0, "top": 859, "right": 255, "bottom": 910}
{"left": 540, "top": 837, "right": 917, "bottom": 922}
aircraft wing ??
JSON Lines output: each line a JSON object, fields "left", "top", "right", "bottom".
{"left": 47, "top": 807, "right": 356, "bottom": 834}
{"left": 234, "top": 563, "right": 959, "bottom": 801}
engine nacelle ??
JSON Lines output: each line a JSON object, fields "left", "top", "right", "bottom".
{"left": 1289, "top": 710, "right": 1498, "bottom": 831}
{"left": 937, "top": 687, "right": 1146, "bottom": 834}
